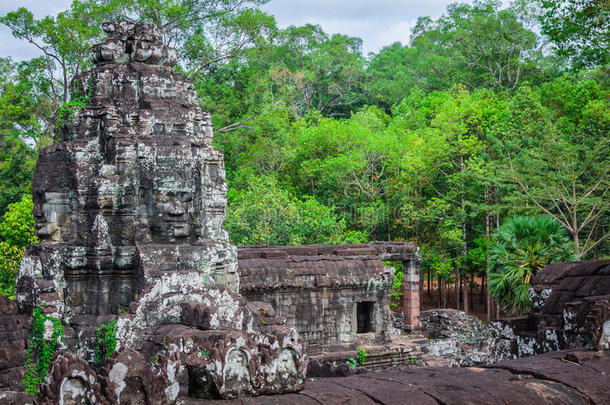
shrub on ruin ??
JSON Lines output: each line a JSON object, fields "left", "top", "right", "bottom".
{"left": 94, "top": 319, "right": 118, "bottom": 364}
{"left": 23, "top": 305, "right": 63, "bottom": 395}
{"left": 357, "top": 348, "right": 367, "bottom": 365}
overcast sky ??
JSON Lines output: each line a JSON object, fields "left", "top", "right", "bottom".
{"left": 0, "top": 0, "right": 487, "bottom": 60}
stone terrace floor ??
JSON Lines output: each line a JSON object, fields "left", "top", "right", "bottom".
{"left": 179, "top": 349, "right": 609, "bottom": 405}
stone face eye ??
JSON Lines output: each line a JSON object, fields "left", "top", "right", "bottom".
{"left": 179, "top": 192, "right": 193, "bottom": 202}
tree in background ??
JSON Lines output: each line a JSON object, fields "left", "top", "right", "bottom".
{"left": 487, "top": 215, "right": 574, "bottom": 315}
{"left": 537, "top": 0, "right": 609, "bottom": 68}
{"left": 495, "top": 76, "right": 610, "bottom": 259}
{"left": 226, "top": 175, "right": 366, "bottom": 246}
{"left": 410, "top": 0, "right": 540, "bottom": 90}
{"left": 0, "top": 57, "right": 52, "bottom": 213}
{"left": 0, "top": 195, "right": 38, "bottom": 297}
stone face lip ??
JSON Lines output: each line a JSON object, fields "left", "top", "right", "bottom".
{"left": 15, "top": 20, "right": 306, "bottom": 401}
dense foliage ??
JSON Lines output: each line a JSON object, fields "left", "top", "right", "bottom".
{"left": 488, "top": 215, "right": 575, "bottom": 315}
{"left": 0, "top": 195, "right": 38, "bottom": 297}
{"left": 0, "top": 0, "right": 608, "bottom": 311}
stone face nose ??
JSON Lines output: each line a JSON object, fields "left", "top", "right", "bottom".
{"left": 166, "top": 200, "right": 186, "bottom": 216}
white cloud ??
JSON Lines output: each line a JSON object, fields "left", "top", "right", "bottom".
{"left": 1, "top": 0, "right": 72, "bottom": 61}
{"left": 0, "top": 0, "right": 496, "bottom": 60}
{"left": 261, "top": 0, "right": 456, "bottom": 54}
{"left": 368, "top": 20, "right": 418, "bottom": 54}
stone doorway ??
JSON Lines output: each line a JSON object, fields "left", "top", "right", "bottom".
{"left": 357, "top": 301, "right": 375, "bottom": 333}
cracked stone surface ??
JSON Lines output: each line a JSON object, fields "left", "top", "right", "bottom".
{"left": 178, "top": 349, "right": 610, "bottom": 405}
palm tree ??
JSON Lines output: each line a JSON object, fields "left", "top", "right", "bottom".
{"left": 487, "top": 215, "right": 574, "bottom": 315}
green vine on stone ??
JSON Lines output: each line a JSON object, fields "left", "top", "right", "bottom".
{"left": 55, "top": 76, "right": 93, "bottom": 139}
{"left": 94, "top": 319, "right": 117, "bottom": 364}
{"left": 22, "top": 305, "right": 64, "bottom": 396}
{"left": 346, "top": 357, "right": 357, "bottom": 369}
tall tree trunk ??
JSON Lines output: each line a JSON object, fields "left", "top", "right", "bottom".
{"left": 456, "top": 271, "right": 460, "bottom": 310}
{"left": 461, "top": 187, "right": 468, "bottom": 315}
{"left": 593, "top": 223, "right": 598, "bottom": 259}
{"left": 438, "top": 278, "right": 442, "bottom": 308}
{"left": 485, "top": 186, "right": 491, "bottom": 321}
{"left": 469, "top": 272, "right": 474, "bottom": 311}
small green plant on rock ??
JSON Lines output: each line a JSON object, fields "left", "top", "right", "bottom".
{"left": 357, "top": 348, "right": 367, "bottom": 365}
{"left": 94, "top": 319, "right": 117, "bottom": 364}
{"left": 55, "top": 76, "right": 94, "bottom": 139}
{"left": 23, "top": 305, "right": 64, "bottom": 395}
{"left": 201, "top": 348, "right": 210, "bottom": 356}
{"left": 346, "top": 357, "right": 357, "bottom": 368}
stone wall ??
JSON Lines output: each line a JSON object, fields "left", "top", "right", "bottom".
{"left": 0, "top": 296, "right": 31, "bottom": 404}
{"left": 525, "top": 259, "right": 610, "bottom": 352}
{"left": 417, "top": 260, "right": 610, "bottom": 367}
{"left": 238, "top": 243, "right": 419, "bottom": 353}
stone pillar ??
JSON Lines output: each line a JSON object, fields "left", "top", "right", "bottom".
{"left": 402, "top": 255, "right": 421, "bottom": 331}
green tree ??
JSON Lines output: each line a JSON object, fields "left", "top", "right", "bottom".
{"left": 0, "top": 194, "right": 38, "bottom": 248}
{"left": 0, "top": 4, "right": 107, "bottom": 104}
{"left": 411, "top": 0, "right": 541, "bottom": 90}
{"left": 0, "top": 137, "right": 37, "bottom": 215}
{"left": 495, "top": 76, "right": 610, "bottom": 259}
{"left": 365, "top": 43, "right": 422, "bottom": 112}
{"left": 226, "top": 176, "right": 364, "bottom": 246}
{"left": 0, "top": 194, "right": 38, "bottom": 298}
{"left": 488, "top": 215, "right": 574, "bottom": 315}
{"left": 537, "top": 0, "right": 609, "bottom": 68}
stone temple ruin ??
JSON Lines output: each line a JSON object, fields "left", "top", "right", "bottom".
{"left": 13, "top": 20, "right": 307, "bottom": 402}
{"left": 0, "top": 20, "right": 609, "bottom": 405}
{"left": 238, "top": 243, "right": 420, "bottom": 354}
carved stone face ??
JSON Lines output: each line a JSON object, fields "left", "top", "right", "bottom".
{"left": 33, "top": 191, "right": 71, "bottom": 242}
{"left": 151, "top": 187, "right": 195, "bottom": 242}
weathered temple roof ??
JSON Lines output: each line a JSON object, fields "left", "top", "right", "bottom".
{"left": 238, "top": 242, "right": 417, "bottom": 292}
{"left": 532, "top": 259, "right": 610, "bottom": 315}
{"left": 529, "top": 259, "right": 610, "bottom": 351}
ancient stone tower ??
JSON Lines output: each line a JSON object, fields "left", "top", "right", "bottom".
{"left": 15, "top": 21, "right": 306, "bottom": 402}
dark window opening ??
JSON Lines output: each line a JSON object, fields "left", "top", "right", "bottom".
{"left": 357, "top": 301, "right": 375, "bottom": 333}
